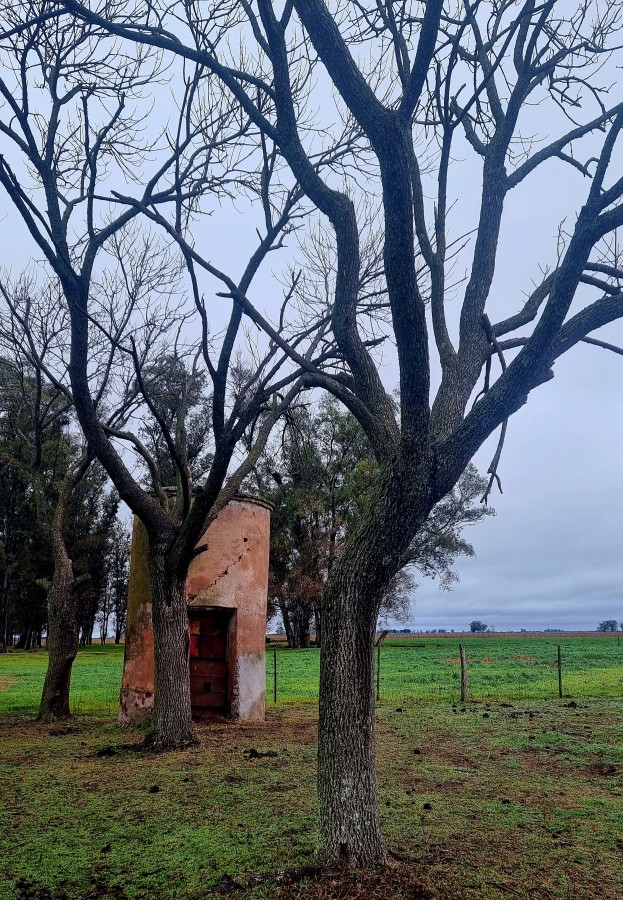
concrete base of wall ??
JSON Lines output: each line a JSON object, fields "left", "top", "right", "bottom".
{"left": 118, "top": 687, "right": 153, "bottom": 726}
{"left": 231, "top": 651, "right": 266, "bottom": 720}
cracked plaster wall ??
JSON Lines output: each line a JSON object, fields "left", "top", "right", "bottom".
{"left": 118, "top": 497, "right": 271, "bottom": 724}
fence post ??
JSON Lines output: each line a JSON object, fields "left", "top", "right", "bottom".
{"left": 459, "top": 644, "right": 468, "bottom": 703}
{"left": 273, "top": 646, "right": 277, "bottom": 704}
{"left": 557, "top": 645, "right": 563, "bottom": 699}
{"left": 375, "top": 630, "right": 388, "bottom": 702}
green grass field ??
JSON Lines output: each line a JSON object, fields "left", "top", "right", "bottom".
{"left": 1, "top": 700, "right": 622, "bottom": 899}
{"left": 1, "top": 635, "right": 622, "bottom": 715}
{"left": 1, "top": 637, "right": 623, "bottom": 898}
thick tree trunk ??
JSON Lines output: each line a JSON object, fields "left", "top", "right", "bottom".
{"left": 147, "top": 547, "right": 197, "bottom": 750}
{"left": 38, "top": 475, "right": 81, "bottom": 720}
{"left": 318, "top": 576, "right": 383, "bottom": 867}
{"left": 38, "top": 457, "right": 92, "bottom": 721}
{"left": 294, "top": 613, "right": 311, "bottom": 648}
{"left": 317, "top": 462, "right": 433, "bottom": 867}
{"left": 38, "top": 549, "right": 78, "bottom": 720}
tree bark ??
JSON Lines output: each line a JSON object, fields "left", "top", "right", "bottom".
{"left": 295, "top": 613, "right": 311, "bottom": 648}
{"left": 314, "top": 605, "right": 321, "bottom": 648}
{"left": 38, "top": 547, "right": 77, "bottom": 720}
{"left": 0, "top": 561, "right": 13, "bottom": 653}
{"left": 147, "top": 546, "right": 197, "bottom": 750}
{"left": 280, "top": 598, "right": 295, "bottom": 648}
{"left": 38, "top": 478, "right": 80, "bottom": 721}
{"left": 318, "top": 571, "right": 385, "bottom": 867}
{"left": 317, "top": 458, "right": 432, "bottom": 867}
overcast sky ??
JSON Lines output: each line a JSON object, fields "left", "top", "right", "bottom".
{"left": 406, "top": 101, "right": 623, "bottom": 632}
{"left": 410, "top": 337, "right": 623, "bottom": 632}
{"left": 1, "top": 8, "right": 622, "bottom": 633}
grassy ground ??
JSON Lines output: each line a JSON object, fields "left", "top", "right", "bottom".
{"left": 0, "top": 645, "right": 121, "bottom": 716}
{"left": 1, "top": 700, "right": 622, "bottom": 899}
{"left": 1, "top": 640, "right": 622, "bottom": 898}
{"left": 1, "top": 635, "right": 622, "bottom": 716}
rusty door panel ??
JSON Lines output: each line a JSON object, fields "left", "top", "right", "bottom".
{"left": 199, "top": 615, "right": 222, "bottom": 635}
{"left": 212, "top": 634, "right": 227, "bottom": 657}
{"left": 190, "top": 675, "right": 228, "bottom": 695}
{"left": 193, "top": 693, "right": 227, "bottom": 710}
{"left": 188, "top": 608, "right": 230, "bottom": 718}
{"left": 197, "top": 635, "right": 216, "bottom": 657}
{"left": 190, "top": 659, "right": 227, "bottom": 678}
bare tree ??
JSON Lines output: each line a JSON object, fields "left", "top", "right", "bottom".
{"left": 0, "top": 265, "right": 176, "bottom": 717}
{"left": 0, "top": 3, "right": 324, "bottom": 747}
{"left": 0, "top": 0, "right": 623, "bottom": 865}
{"left": 261, "top": 399, "right": 492, "bottom": 646}
{"left": 50, "top": 0, "right": 623, "bottom": 864}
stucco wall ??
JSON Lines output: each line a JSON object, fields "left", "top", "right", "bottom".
{"left": 117, "top": 515, "right": 153, "bottom": 725}
{"left": 118, "top": 496, "right": 271, "bottom": 725}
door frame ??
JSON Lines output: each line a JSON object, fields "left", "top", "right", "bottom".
{"left": 188, "top": 605, "right": 235, "bottom": 718}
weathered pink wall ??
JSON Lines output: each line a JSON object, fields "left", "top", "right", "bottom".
{"left": 117, "top": 517, "right": 153, "bottom": 725}
{"left": 118, "top": 496, "right": 271, "bottom": 725}
{"left": 187, "top": 497, "right": 271, "bottom": 720}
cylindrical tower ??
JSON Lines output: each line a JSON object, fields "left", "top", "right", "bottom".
{"left": 118, "top": 496, "right": 271, "bottom": 724}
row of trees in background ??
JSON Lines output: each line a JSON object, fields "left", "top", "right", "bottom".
{"left": 0, "top": 354, "right": 130, "bottom": 651}
{"left": 597, "top": 620, "right": 623, "bottom": 632}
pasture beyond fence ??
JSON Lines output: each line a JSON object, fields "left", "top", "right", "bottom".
{"left": 269, "top": 635, "right": 623, "bottom": 706}
{"left": 0, "top": 635, "right": 621, "bottom": 716}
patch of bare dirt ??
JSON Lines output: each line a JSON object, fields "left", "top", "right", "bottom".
{"left": 520, "top": 746, "right": 575, "bottom": 776}
{"left": 202, "top": 863, "right": 435, "bottom": 899}
{"left": 195, "top": 709, "right": 318, "bottom": 749}
{"left": 590, "top": 762, "right": 622, "bottom": 778}
{"left": 0, "top": 674, "right": 16, "bottom": 692}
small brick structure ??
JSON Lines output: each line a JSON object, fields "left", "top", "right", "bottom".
{"left": 118, "top": 496, "right": 271, "bottom": 724}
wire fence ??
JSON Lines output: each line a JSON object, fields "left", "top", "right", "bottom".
{"left": 267, "top": 635, "right": 623, "bottom": 706}
{"left": 1, "top": 636, "right": 621, "bottom": 716}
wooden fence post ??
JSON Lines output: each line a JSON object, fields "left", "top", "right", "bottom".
{"left": 459, "top": 644, "right": 468, "bottom": 703}
{"left": 375, "top": 630, "right": 388, "bottom": 702}
{"left": 557, "top": 645, "right": 563, "bottom": 699}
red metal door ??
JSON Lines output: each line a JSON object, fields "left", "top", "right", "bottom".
{"left": 189, "top": 610, "right": 229, "bottom": 718}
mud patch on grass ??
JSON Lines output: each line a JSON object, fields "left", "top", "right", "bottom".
{"left": 520, "top": 746, "right": 572, "bottom": 776}
{"left": 204, "top": 863, "right": 435, "bottom": 900}
{"left": 0, "top": 674, "right": 16, "bottom": 692}
{"left": 590, "top": 762, "right": 622, "bottom": 778}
